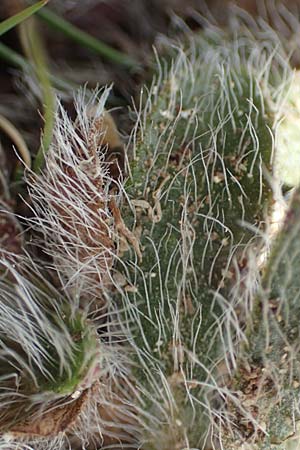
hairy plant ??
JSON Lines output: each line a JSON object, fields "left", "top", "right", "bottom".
{"left": 109, "top": 22, "right": 296, "bottom": 450}
{"left": 0, "top": 254, "right": 99, "bottom": 441}
{"left": 0, "top": 87, "right": 138, "bottom": 449}
{"left": 1, "top": 7, "right": 300, "bottom": 450}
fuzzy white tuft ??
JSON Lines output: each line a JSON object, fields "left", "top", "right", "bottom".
{"left": 28, "top": 87, "right": 121, "bottom": 314}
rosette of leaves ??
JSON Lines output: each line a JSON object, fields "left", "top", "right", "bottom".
{"left": 0, "top": 254, "right": 100, "bottom": 445}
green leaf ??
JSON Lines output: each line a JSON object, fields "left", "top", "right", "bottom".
{"left": 37, "top": 6, "right": 138, "bottom": 69}
{"left": 0, "top": 41, "right": 76, "bottom": 92}
{"left": 0, "top": 0, "right": 48, "bottom": 37}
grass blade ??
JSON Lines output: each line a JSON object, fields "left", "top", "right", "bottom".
{"left": 0, "top": 41, "right": 76, "bottom": 92}
{"left": 0, "top": 0, "right": 48, "bottom": 36}
{"left": 0, "top": 114, "right": 31, "bottom": 168}
{"left": 37, "top": 7, "right": 138, "bottom": 69}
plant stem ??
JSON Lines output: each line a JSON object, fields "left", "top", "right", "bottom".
{"left": 18, "top": 16, "right": 55, "bottom": 173}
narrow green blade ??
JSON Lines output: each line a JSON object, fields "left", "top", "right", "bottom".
{"left": 0, "top": 0, "right": 48, "bottom": 37}
{"left": 37, "top": 7, "right": 138, "bottom": 68}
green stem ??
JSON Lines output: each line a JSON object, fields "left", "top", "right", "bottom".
{"left": 37, "top": 7, "right": 138, "bottom": 69}
{"left": 19, "top": 16, "right": 55, "bottom": 173}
